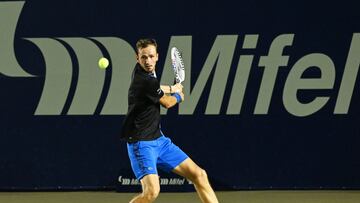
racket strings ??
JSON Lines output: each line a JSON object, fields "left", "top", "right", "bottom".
{"left": 171, "top": 47, "right": 185, "bottom": 83}
{"left": 172, "top": 50, "right": 184, "bottom": 69}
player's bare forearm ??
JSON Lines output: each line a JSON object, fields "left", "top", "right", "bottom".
{"left": 159, "top": 95, "right": 178, "bottom": 109}
{"left": 159, "top": 92, "right": 184, "bottom": 109}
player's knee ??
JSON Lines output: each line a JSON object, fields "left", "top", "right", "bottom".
{"left": 192, "top": 168, "right": 208, "bottom": 184}
{"left": 143, "top": 186, "right": 160, "bottom": 201}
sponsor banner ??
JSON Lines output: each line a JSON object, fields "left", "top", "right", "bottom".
{"left": 117, "top": 174, "right": 194, "bottom": 192}
{"left": 1, "top": 1, "right": 360, "bottom": 190}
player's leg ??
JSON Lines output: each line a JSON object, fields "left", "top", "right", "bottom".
{"left": 172, "top": 158, "right": 219, "bottom": 203}
{"left": 156, "top": 135, "right": 218, "bottom": 203}
{"left": 127, "top": 140, "right": 160, "bottom": 203}
{"left": 129, "top": 174, "right": 160, "bottom": 203}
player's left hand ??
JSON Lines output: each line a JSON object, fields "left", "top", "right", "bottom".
{"left": 171, "top": 83, "right": 183, "bottom": 93}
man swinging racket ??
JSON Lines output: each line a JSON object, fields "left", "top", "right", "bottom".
{"left": 121, "top": 38, "right": 219, "bottom": 203}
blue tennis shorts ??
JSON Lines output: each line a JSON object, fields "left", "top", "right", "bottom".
{"left": 127, "top": 134, "right": 188, "bottom": 180}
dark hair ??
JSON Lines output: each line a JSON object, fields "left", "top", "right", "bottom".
{"left": 136, "top": 38, "right": 158, "bottom": 54}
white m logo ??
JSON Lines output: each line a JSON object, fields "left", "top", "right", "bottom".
{"left": 0, "top": 1, "right": 192, "bottom": 116}
{"left": 0, "top": 2, "right": 136, "bottom": 115}
{"left": 1, "top": 2, "right": 135, "bottom": 115}
{"left": 28, "top": 37, "right": 135, "bottom": 115}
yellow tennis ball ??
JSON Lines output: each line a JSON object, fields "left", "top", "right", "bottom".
{"left": 98, "top": 57, "right": 109, "bottom": 69}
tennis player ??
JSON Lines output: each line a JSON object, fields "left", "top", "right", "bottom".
{"left": 121, "top": 38, "right": 218, "bottom": 203}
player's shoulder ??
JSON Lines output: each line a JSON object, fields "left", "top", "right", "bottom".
{"left": 134, "top": 65, "right": 153, "bottom": 78}
{"left": 134, "top": 71, "right": 156, "bottom": 85}
{"left": 132, "top": 74, "right": 158, "bottom": 94}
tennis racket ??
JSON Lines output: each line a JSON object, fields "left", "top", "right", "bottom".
{"left": 171, "top": 47, "right": 185, "bottom": 84}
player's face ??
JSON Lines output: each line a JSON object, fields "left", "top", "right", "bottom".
{"left": 137, "top": 45, "right": 159, "bottom": 73}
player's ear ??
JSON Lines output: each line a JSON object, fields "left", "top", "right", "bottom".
{"left": 156, "top": 53, "right": 159, "bottom": 61}
{"left": 135, "top": 54, "right": 139, "bottom": 62}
